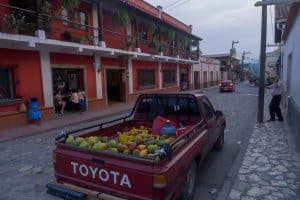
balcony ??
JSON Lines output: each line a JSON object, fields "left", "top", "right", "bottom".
{"left": 0, "top": 1, "right": 200, "bottom": 61}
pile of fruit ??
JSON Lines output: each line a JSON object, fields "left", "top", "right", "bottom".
{"left": 65, "top": 126, "right": 175, "bottom": 160}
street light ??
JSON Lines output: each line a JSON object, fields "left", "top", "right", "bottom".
{"left": 229, "top": 40, "right": 239, "bottom": 80}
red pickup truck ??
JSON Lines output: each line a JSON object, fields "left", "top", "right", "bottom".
{"left": 47, "top": 93, "right": 226, "bottom": 200}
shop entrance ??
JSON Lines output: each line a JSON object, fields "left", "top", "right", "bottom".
{"left": 52, "top": 68, "right": 84, "bottom": 94}
{"left": 106, "top": 69, "right": 126, "bottom": 103}
{"left": 180, "top": 68, "right": 188, "bottom": 91}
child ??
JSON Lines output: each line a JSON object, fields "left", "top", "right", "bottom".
{"left": 55, "top": 90, "right": 66, "bottom": 115}
{"left": 78, "top": 89, "right": 86, "bottom": 114}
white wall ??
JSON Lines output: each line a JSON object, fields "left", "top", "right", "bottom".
{"left": 282, "top": 12, "right": 300, "bottom": 105}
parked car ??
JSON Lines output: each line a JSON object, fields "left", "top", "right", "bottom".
{"left": 219, "top": 80, "right": 235, "bottom": 92}
{"left": 47, "top": 93, "right": 226, "bottom": 200}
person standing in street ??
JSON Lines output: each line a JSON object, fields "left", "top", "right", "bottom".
{"left": 267, "top": 77, "right": 284, "bottom": 122}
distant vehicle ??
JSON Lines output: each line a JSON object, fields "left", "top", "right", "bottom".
{"left": 249, "top": 77, "right": 257, "bottom": 84}
{"left": 219, "top": 80, "right": 235, "bottom": 92}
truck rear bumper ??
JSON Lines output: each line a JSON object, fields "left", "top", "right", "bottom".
{"left": 46, "top": 181, "right": 127, "bottom": 200}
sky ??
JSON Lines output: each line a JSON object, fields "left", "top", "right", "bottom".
{"left": 145, "top": 0, "right": 277, "bottom": 62}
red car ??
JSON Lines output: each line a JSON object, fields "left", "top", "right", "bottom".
{"left": 219, "top": 80, "right": 235, "bottom": 92}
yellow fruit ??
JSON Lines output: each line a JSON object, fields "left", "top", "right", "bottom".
{"left": 139, "top": 149, "right": 148, "bottom": 157}
{"left": 88, "top": 136, "right": 99, "bottom": 145}
{"left": 138, "top": 144, "right": 146, "bottom": 150}
{"left": 97, "top": 142, "right": 107, "bottom": 151}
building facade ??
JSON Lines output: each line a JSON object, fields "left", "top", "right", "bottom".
{"left": 281, "top": 2, "right": 300, "bottom": 134}
{"left": 205, "top": 54, "right": 239, "bottom": 82}
{"left": 0, "top": 0, "right": 201, "bottom": 129}
{"left": 192, "top": 56, "right": 221, "bottom": 89}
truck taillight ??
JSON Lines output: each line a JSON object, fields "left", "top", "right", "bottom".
{"left": 153, "top": 174, "right": 167, "bottom": 188}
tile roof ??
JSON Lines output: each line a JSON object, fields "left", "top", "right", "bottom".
{"left": 283, "top": 2, "right": 300, "bottom": 40}
{"left": 124, "top": 0, "right": 193, "bottom": 35}
{"left": 275, "top": 3, "right": 291, "bottom": 20}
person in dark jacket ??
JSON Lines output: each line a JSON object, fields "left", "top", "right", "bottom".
{"left": 267, "top": 77, "right": 284, "bottom": 122}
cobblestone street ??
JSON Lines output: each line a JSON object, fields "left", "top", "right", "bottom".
{"left": 0, "top": 83, "right": 299, "bottom": 200}
{"left": 229, "top": 121, "right": 300, "bottom": 200}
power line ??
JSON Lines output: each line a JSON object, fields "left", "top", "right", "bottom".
{"left": 166, "top": 0, "right": 191, "bottom": 11}
{"left": 165, "top": 0, "right": 186, "bottom": 9}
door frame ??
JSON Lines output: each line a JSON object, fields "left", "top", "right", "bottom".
{"left": 104, "top": 66, "right": 127, "bottom": 104}
{"left": 51, "top": 64, "right": 87, "bottom": 96}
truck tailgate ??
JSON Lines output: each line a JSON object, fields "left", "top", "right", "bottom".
{"left": 54, "top": 146, "right": 154, "bottom": 200}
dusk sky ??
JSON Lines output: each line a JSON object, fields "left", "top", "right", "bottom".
{"left": 146, "top": 0, "right": 277, "bottom": 62}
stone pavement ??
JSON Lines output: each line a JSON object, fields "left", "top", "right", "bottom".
{"left": 228, "top": 120, "right": 300, "bottom": 200}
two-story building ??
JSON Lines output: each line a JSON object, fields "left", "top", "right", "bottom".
{"left": 0, "top": 0, "right": 201, "bottom": 129}
{"left": 192, "top": 56, "right": 221, "bottom": 89}
{"left": 205, "top": 54, "right": 240, "bottom": 82}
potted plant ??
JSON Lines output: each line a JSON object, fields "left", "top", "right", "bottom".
{"left": 4, "top": 12, "right": 28, "bottom": 34}
{"left": 165, "top": 29, "right": 175, "bottom": 43}
{"left": 112, "top": 9, "right": 130, "bottom": 27}
{"left": 142, "top": 19, "right": 156, "bottom": 35}
{"left": 80, "top": 35, "right": 93, "bottom": 44}
{"left": 40, "top": 1, "right": 51, "bottom": 32}
{"left": 180, "top": 36, "right": 189, "bottom": 50}
{"left": 61, "top": 0, "right": 79, "bottom": 11}
{"left": 148, "top": 38, "right": 161, "bottom": 54}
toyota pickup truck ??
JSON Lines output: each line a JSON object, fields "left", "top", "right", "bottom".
{"left": 47, "top": 93, "right": 226, "bottom": 200}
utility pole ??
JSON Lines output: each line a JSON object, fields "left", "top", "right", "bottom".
{"left": 229, "top": 40, "right": 239, "bottom": 80}
{"left": 257, "top": 0, "right": 267, "bottom": 123}
{"left": 255, "top": 0, "right": 295, "bottom": 123}
{"left": 241, "top": 51, "right": 251, "bottom": 81}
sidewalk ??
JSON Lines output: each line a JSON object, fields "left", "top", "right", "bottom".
{"left": 227, "top": 110, "right": 300, "bottom": 199}
{"left": 0, "top": 102, "right": 134, "bottom": 142}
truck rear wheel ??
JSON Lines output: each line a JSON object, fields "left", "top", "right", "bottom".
{"left": 180, "top": 161, "right": 197, "bottom": 200}
{"left": 214, "top": 126, "right": 225, "bottom": 151}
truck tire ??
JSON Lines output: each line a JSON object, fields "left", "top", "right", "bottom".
{"left": 214, "top": 126, "right": 225, "bottom": 151}
{"left": 180, "top": 161, "right": 197, "bottom": 200}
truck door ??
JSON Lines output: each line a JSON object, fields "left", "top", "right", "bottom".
{"left": 201, "top": 98, "right": 219, "bottom": 149}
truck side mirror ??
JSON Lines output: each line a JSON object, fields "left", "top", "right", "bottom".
{"left": 215, "top": 110, "right": 223, "bottom": 119}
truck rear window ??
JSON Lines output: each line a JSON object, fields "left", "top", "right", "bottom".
{"left": 136, "top": 96, "right": 202, "bottom": 123}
